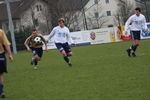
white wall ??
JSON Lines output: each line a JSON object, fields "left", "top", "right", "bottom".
{"left": 73, "top": 0, "right": 137, "bottom": 31}
{"left": 20, "top": 0, "right": 51, "bottom": 34}
{"left": 85, "top": 0, "right": 119, "bottom": 28}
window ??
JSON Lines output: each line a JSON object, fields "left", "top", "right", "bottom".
{"left": 39, "top": 5, "right": 42, "bottom": 11}
{"left": 36, "top": 5, "right": 39, "bottom": 11}
{"left": 94, "top": 0, "right": 98, "bottom": 4}
{"left": 36, "top": 5, "right": 42, "bottom": 11}
{"left": 95, "top": 12, "right": 99, "bottom": 18}
{"left": 107, "top": 11, "right": 111, "bottom": 16}
{"left": 105, "top": 0, "right": 109, "bottom": 4}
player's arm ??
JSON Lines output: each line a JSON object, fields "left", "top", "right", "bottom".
{"left": 40, "top": 34, "right": 48, "bottom": 51}
{"left": 2, "top": 30, "right": 13, "bottom": 62}
{"left": 24, "top": 36, "right": 31, "bottom": 51}
{"left": 47, "top": 28, "right": 55, "bottom": 41}
{"left": 125, "top": 16, "right": 133, "bottom": 33}
{"left": 5, "top": 46, "right": 13, "bottom": 62}
{"left": 66, "top": 29, "right": 75, "bottom": 46}
{"left": 143, "top": 16, "right": 148, "bottom": 32}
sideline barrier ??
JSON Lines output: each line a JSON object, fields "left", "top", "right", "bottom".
{"left": 43, "top": 23, "right": 150, "bottom": 50}
{"left": 141, "top": 23, "right": 150, "bottom": 39}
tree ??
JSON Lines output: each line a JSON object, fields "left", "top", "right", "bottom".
{"left": 136, "top": 0, "right": 150, "bottom": 22}
{"left": 86, "top": 2, "right": 108, "bottom": 29}
{"left": 115, "top": 0, "right": 134, "bottom": 26}
{"left": 48, "top": 0, "right": 82, "bottom": 30}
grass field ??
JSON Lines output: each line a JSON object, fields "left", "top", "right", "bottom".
{"left": 3, "top": 39, "right": 150, "bottom": 100}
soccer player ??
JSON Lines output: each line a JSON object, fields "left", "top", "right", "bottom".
{"left": 0, "top": 29, "right": 13, "bottom": 98}
{"left": 47, "top": 18, "right": 75, "bottom": 67}
{"left": 24, "top": 29, "right": 48, "bottom": 70}
{"left": 125, "top": 7, "right": 148, "bottom": 57}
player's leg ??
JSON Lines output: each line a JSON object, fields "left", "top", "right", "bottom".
{"left": 64, "top": 43, "right": 73, "bottom": 66}
{"left": 31, "top": 48, "right": 42, "bottom": 69}
{"left": 33, "top": 49, "right": 43, "bottom": 70}
{"left": 131, "top": 40, "right": 140, "bottom": 57}
{"left": 127, "top": 31, "right": 140, "bottom": 57}
{"left": 127, "top": 31, "right": 136, "bottom": 57}
{"left": 55, "top": 43, "right": 71, "bottom": 66}
{"left": 131, "top": 31, "right": 141, "bottom": 57}
{"left": 0, "top": 54, "right": 6, "bottom": 98}
{"left": 0, "top": 74, "right": 5, "bottom": 98}
{"left": 34, "top": 54, "right": 40, "bottom": 64}
{"left": 67, "top": 52, "right": 73, "bottom": 57}
{"left": 60, "top": 50, "right": 72, "bottom": 66}
{"left": 127, "top": 31, "right": 134, "bottom": 57}
{"left": 34, "top": 47, "right": 43, "bottom": 64}
{"left": 31, "top": 47, "right": 36, "bottom": 65}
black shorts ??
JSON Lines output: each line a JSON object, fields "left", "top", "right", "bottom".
{"left": 131, "top": 31, "right": 141, "bottom": 40}
{"left": 55, "top": 42, "right": 72, "bottom": 53}
{"left": 31, "top": 47, "right": 43, "bottom": 58}
{"left": 0, "top": 53, "right": 7, "bottom": 74}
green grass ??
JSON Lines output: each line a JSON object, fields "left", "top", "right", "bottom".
{"left": 4, "top": 39, "right": 150, "bottom": 100}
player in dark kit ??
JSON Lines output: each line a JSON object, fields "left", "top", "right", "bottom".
{"left": 125, "top": 8, "right": 148, "bottom": 57}
{"left": 47, "top": 18, "right": 75, "bottom": 67}
{"left": 24, "top": 29, "right": 48, "bottom": 70}
{"left": 0, "top": 29, "right": 13, "bottom": 98}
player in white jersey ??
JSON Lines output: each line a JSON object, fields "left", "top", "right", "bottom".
{"left": 125, "top": 8, "right": 148, "bottom": 57}
{"left": 47, "top": 18, "right": 75, "bottom": 67}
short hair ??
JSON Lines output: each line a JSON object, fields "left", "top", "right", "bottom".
{"left": 32, "top": 28, "right": 37, "bottom": 32}
{"left": 58, "top": 18, "right": 65, "bottom": 23}
{"left": 135, "top": 7, "right": 141, "bottom": 12}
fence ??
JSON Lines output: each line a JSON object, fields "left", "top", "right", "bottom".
{"left": 6, "top": 23, "right": 150, "bottom": 51}
{"left": 44, "top": 23, "right": 150, "bottom": 50}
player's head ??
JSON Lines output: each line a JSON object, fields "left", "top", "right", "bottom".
{"left": 118, "top": 26, "right": 121, "bottom": 30}
{"left": 58, "top": 18, "right": 65, "bottom": 27}
{"left": 32, "top": 28, "right": 38, "bottom": 35}
{"left": 135, "top": 7, "right": 141, "bottom": 16}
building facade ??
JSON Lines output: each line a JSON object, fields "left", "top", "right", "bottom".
{"left": 1, "top": 0, "right": 145, "bottom": 33}
{"left": 72, "top": 0, "right": 137, "bottom": 31}
{"left": 0, "top": 0, "right": 52, "bottom": 34}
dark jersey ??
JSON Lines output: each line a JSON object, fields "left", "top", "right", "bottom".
{"left": 25, "top": 33, "right": 46, "bottom": 48}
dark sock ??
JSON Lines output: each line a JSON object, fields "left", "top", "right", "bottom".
{"left": 131, "top": 44, "right": 138, "bottom": 52}
{"left": 0, "top": 84, "right": 3, "bottom": 95}
{"left": 134, "top": 44, "right": 139, "bottom": 52}
{"left": 64, "top": 56, "right": 70, "bottom": 63}
{"left": 34, "top": 59, "right": 38, "bottom": 66}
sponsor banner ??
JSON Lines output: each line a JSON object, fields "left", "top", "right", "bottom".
{"left": 43, "top": 22, "right": 150, "bottom": 50}
{"left": 116, "top": 23, "right": 150, "bottom": 41}
{"left": 116, "top": 26, "right": 131, "bottom": 41}
{"left": 43, "top": 31, "right": 91, "bottom": 50}
{"left": 73, "top": 42, "right": 91, "bottom": 46}
{"left": 89, "top": 28, "right": 111, "bottom": 44}
{"left": 71, "top": 31, "right": 91, "bottom": 44}
{"left": 110, "top": 27, "right": 120, "bottom": 42}
{"left": 141, "top": 23, "right": 150, "bottom": 39}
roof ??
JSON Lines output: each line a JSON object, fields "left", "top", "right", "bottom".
{"left": 15, "top": 0, "right": 89, "bottom": 13}
{"left": 0, "top": 0, "right": 21, "bottom": 21}
{"left": 0, "top": 0, "right": 89, "bottom": 21}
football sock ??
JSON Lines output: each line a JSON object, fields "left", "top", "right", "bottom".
{"left": 131, "top": 44, "right": 139, "bottom": 52}
{"left": 34, "top": 59, "right": 38, "bottom": 66}
{"left": 0, "top": 84, "right": 4, "bottom": 95}
{"left": 64, "top": 56, "right": 70, "bottom": 63}
{"left": 134, "top": 44, "right": 139, "bottom": 52}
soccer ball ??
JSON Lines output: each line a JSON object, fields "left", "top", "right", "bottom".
{"left": 34, "top": 37, "right": 42, "bottom": 44}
